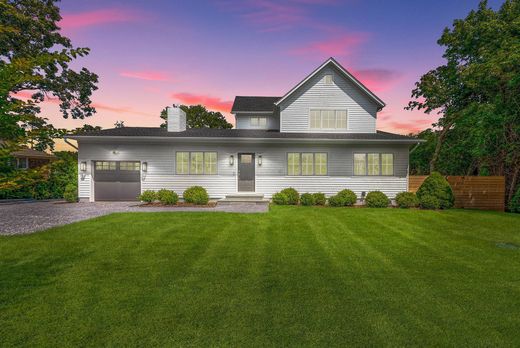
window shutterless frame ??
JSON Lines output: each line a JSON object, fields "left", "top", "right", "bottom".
{"left": 286, "top": 152, "right": 328, "bottom": 176}
{"left": 352, "top": 152, "right": 394, "bottom": 176}
{"left": 175, "top": 151, "right": 218, "bottom": 175}
{"left": 308, "top": 108, "right": 348, "bottom": 131}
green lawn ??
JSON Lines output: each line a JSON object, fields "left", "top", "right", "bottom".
{"left": 1, "top": 207, "right": 520, "bottom": 347}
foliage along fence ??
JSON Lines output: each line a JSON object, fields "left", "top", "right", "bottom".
{"left": 409, "top": 176, "right": 505, "bottom": 211}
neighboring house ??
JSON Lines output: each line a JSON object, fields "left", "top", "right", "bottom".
{"left": 69, "top": 57, "right": 421, "bottom": 202}
{"left": 0, "top": 140, "right": 56, "bottom": 169}
{"left": 11, "top": 148, "right": 56, "bottom": 169}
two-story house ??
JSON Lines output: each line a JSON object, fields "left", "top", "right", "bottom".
{"left": 70, "top": 57, "right": 420, "bottom": 202}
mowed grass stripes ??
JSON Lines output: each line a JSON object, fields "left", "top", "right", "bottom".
{"left": 1, "top": 207, "right": 519, "bottom": 347}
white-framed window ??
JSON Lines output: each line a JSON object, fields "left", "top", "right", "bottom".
{"left": 324, "top": 74, "right": 333, "bottom": 85}
{"left": 353, "top": 153, "right": 394, "bottom": 176}
{"left": 16, "top": 157, "right": 28, "bottom": 169}
{"left": 287, "top": 153, "right": 327, "bottom": 176}
{"left": 250, "top": 117, "right": 267, "bottom": 127}
{"left": 176, "top": 151, "right": 217, "bottom": 175}
{"left": 309, "top": 109, "right": 348, "bottom": 130}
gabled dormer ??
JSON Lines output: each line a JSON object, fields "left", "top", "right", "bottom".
{"left": 231, "top": 57, "right": 385, "bottom": 134}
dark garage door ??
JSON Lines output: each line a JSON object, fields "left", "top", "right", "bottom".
{"left": 94, "top": 161, "right": 141, "bottom": 201}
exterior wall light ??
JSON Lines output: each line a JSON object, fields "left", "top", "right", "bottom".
{"left": 142, "top": 162, "right": 147, "bottom": 172}
{"left": 258, "top": 155, "right": 262, "bottom": 165}
{"left": 229, "top": 155, "right": 234, "bottom": 165}
{"left": 80, "top": 161, "right": 87, "bottom": 172}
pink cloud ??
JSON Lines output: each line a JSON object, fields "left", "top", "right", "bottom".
{"left": 288, "top": 33, "right": 369, "bottom": 57}
{"left": 171, "top": 93, "right": 233, "bottom": 113}
{"left": 120, "top": 71, "right": 170, "bottom": 81}
{"left": 59, "top": 8, "right": 139, "bottom": 29}
{"left": 352, "top": 68, "right": 403, "bottom": 92}
{"left": 91, "top": 103, "right": 154, "bottom": 117}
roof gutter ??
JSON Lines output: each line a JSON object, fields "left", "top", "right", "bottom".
{"left": 63, "top": 135, "right": 78, "bottom": 150}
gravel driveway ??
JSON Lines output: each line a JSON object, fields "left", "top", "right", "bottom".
{"left": 0, "top": 201, "right": 268, "bottom": 235}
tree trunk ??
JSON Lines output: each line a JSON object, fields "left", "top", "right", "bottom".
{"left": 507, "top": 164, "right": 520, "bottom": 204}
{"left": 429, "top": 124, "right": 451, "bottom": 173}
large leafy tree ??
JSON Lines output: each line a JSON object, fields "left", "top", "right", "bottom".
{"left": 407, "top": 0, "right": 520, "bottom": 203}
{"left": 160, "top": 105, "right": 233, "bottom": 129}
{"left": 0, "top": 0, "right": 98, "bottom": 151}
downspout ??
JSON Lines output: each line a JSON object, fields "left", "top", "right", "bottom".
{"left": 63, "top": 136, "right": 78, "bottom": 150}
{"left": 409, "top": 142, "right": 421, "bottom": 154}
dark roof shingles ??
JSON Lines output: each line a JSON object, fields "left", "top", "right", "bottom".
{"left": 72, "top": 127, "right": 418, "bottom": 142}
{"left": 231, "top": 96, "right": 280, "bottom": 113}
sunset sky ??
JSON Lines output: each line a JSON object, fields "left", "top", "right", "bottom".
{"left": 41, "top": 0, "right": 502, "bottom": 139}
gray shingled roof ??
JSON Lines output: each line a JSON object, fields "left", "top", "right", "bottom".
{"left": 231, "top": 96, "right": 281, "bottom": 113}
{"left": 69, "top": 127, "right": 419, "bottom": 142}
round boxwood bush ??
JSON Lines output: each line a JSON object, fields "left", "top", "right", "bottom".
{"left": 138, "top": 190, "right": 156, "bottom": 203}
{"left": 365, "top": 191, "right": 389, "bottom": 208}
{"left": 183, "top": 186, "right": 209, "bottom": 205}
{"left": 329, "top": 189, "right": 357, "bottom": 207}
{"left": 157, "top": 189, "right": 178, "bottom": 205}
{"left": 395, "top": 191, "right": 419, "bottom": 208}
{"left": 509, "top": 187, "right": 520, "bottom": 213}
{"left": 313, "top": 192, "right": 326, "bottom": 206}
{"left": 417, "top": 172, "right": 454, "bottom": 209}
{"left": 272, "top": 192, "right": 289, "bottom": 205}
{"left": 419, "top": 194, "right": 440, "bottom": 209}
{"left": 280, "top": 187, "right": 299, "bottom": 205}
{"left": 63, "top": 183, "right": 78, "bottom": 203}
{"left": 300, "top": 193, "right": 315, "bottom": 206}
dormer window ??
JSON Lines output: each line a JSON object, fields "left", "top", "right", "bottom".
{"left": 324, "top": 74, "right": 333, "bottom": 85}
{"left": 250, "top": 117, "right": 267, "bottom": 127}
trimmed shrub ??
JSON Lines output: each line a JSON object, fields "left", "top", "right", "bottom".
{"left": 419, "top": 194, "right": 440, "bottom": 210}
{"left": 157, "top": 189, "right": 178, "bottom": 205}
{"left": 280, "top": 187, "right": 299, "bottom": 205}
{"left": 138, "top": 190, "right": 156, "bottom": 203}
{"left": 329, "top": 189, "right": 357, "bottom": 207}
{"left": 395, "top": 191, "right": 419, "bottom": 209}
{"left": 509, "top": 187, "right": 520, "bottom": 213}
{"left": 365, "top": 191, "right": 389, "bottom": 208}
{"left": 313, "top": 192, "right": 326, "bottom": 206}
{"left": 63, "top": 183, "right": 78, "bottom": 203}
{"left": 300, "top": 193, "right": 315, "bottom": 206}
{"left": 417, "top": 172, "right": 454, "bottom": 209}
{"left": 183, "top": 186, "right": 209, "bottom": 205}
{"left": 272, "top": 192, "right": 289, "bottom": 205}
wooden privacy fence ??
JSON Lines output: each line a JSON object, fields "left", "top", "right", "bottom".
{"left": 409, "top": 176, "right": 505, "bottom": 211}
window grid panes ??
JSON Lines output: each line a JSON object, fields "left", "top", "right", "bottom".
{"left": 301, "top": 153, "right": 314, "bottom": 176}
{"left": 288, "top": 153, "right": 327, "bottom": 176}
{"left": 120, "top": 161, "right": 140, "bottom": 171}
{"left": 381, "top": 153, "right": 394, "bottom": 176}
{"left": 95, "top": 161, "right": 116, "bottom": 171}
{"left": 354, "top": 153, "right": 394, "bottom": 176}
{"left": 250, "top": 117, "right": 267, "bottom": 127}
{"left": 176, "top": 152, "right": 217, "bottom": 175}
{"left": 309, "top": 109, "right": 348, "bottom": 130}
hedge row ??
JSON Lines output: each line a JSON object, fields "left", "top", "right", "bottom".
{"left": 138, "top": 186, "right": 208, "bottom": 205}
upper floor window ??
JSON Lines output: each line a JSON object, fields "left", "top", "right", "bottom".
{"left": 310, "top": 110, "right": 347, "bottom": 130}
{"left": 324, "top": 74, "right": 333, "bottom": 85}
{"left": 176, "top": 151, "right": 217, "bottom": 175}
{"left": 354, "top": 153, "right": 394, "bottom": 176}
{"left": 287, "top": 152, "right": 327, "bottom": 176}
{"left": 250, "top": 117, "right": 267, "bottom": 127}
{"left": 16, "top": 157, "right": 28, "bottom": 169}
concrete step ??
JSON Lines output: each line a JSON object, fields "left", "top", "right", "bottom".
{"left": 218, "top": 193, "right": 268, "bottom": 205}
{"left": 224, "top": 193, "right": 265, "bottom": 199}
{"left": 218, "top": 199, "right": 270, "bottom": 205}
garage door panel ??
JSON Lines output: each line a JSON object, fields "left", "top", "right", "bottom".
{"left": 93, "top": 161, "right": 141, "bottom": 201}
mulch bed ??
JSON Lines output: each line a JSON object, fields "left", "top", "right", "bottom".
{"left": 139, "top": 201, "right": 217, "bottom": 208}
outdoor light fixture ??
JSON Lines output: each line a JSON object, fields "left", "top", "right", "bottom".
{"left": 112, "top": 150, "right": 119, "bottom": 155}
{"left": 258, "top": 155, "right": 262, "bottom": 165}
{"left": 142, "top": 162, "right": 147, "bottom": 172}
{"left": 80, "top": 162, "right": 87, "bottom": 172}
{"left": 229, "top": 155, "right": 234, "bottom": 165}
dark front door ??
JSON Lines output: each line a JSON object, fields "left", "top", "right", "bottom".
{"left": 238, "top": 153, "right": 255, "bottom": 192}
{"left": 94, "top": 161, "right": 141, "bottom": 201}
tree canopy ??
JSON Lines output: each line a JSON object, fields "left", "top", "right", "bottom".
{"left": 407, "top": 0, "right": 520, "bottom": 203}
{"left": 0, "top": 0, "right": 98, "bottom": 151}
{"left": 160, "top": 105, "right": 233, "bottom": 129}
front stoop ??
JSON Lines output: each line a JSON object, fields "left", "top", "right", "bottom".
{"left": 217, "top": 193, "right": 270, "bottom": 205}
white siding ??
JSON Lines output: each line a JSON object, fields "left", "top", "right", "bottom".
{"left": 235, "top": 113, "right": 279, "bottom": 130}
{"left": 78, "top": 140, "right": 409, "bottom": 201}
{"left": 279, "top": 65, "right": 378, "bottom": 133}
